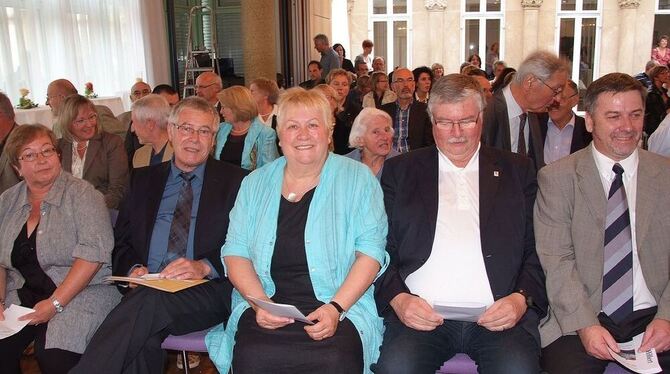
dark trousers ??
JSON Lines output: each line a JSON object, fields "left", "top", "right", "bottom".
{"left": 372, "top": 318, "right": 541, "bottom": 374}
{"left": 541, "top": 335, "right": 670, "bottom": 373}
{"left": 70, "top": 279, "right": 233, "bottom": 374}
{"left": 0, "top": 322, "right": 81, "bottom": 374}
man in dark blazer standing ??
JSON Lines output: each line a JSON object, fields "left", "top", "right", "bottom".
{"left": 381, "top": 67, "right": 434, "bottom": 153}
{"left": 482, "top": 51, "right": 569, "bottom": 170}
{"left": 72, "top": 97, "right": 247, "bottom": 374}
{"left": 373, "top": 75, "right": 547, "bottom": 374}
{"left": 537, "top": 79, "right": 592, "bottom": 166}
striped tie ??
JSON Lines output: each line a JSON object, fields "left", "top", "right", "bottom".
{"left": 602, "top": 163, "right": 633, "bottom": 324}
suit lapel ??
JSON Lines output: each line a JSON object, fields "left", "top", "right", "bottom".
{"left": 478, "top": 147, "right": 500, "bottom": 231}
{"left": 83, "top": 134, "right": 102, "bottom": 176}
{"left": 634, "top": 151, "right": 660, "bottom": 250}
{"left": 419, "top": 147, "right": 439, "bottom": 245}
{"left": 528, "top": 113, "right": 545, "bottom": 169}
{"left": 495, "top": 93, "right": 511, "bottom": 150}
{"left": 576, "top": 146, "right": 606, "bottom": 229}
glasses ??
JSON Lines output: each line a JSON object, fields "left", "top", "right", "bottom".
{"left": 434, "top": 112, "right": 482, "bottom": 131}
{"left": 562, "top": 90, "right": 579, "bottom": 100}
{"left": 73, "top": 113, "right": 98, "bottom": 127}
{"left": 537, "top": 78, "right": 564, "bottom": 97}
{"left": 393, "top": 78, "right": 415, "bottom": 85}
{"left": 132, "top": 89, "right": 151, "bottom": 97}
{"left": 195, "top": 82, "right": 217, "bottom": 90}
{"left": 18, "top": 146, "right": 57, "bottom": 162}
{"left": 173, "top": 124, "right": 214, "bottom": 137}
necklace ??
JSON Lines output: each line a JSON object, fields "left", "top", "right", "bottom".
{"left": 231, "top": 122, "right": 251, "bottom": 136}
{"left": 283, "top": 172, "right": 320, "bottom": 202}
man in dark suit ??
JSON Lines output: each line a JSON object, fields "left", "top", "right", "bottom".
{"left": 71, "top": 97, "right": 247, "bottom": 374}
{"left": 381, "top": 67, "right": 434, "bottom": 153}
{"left": 537, "top": 79, "right": 592, "bottom": 166}
{"left": 482, "top": 51, "right": 569, "bottom": 170}
{"left": 373, "top": 75, "right": 547, "bottom": 374}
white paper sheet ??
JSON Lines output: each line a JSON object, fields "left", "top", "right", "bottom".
{"left": 246, "top": 296, "right": 314, "bottom": 325}
{"left": 433, "top": 301, "right": 487, "bottom": 322}
{"left": 0, "top": 304, "right": 35, "bottom": 339}
{"left": 607, "top": 332, "right": 662, "bottom": 374}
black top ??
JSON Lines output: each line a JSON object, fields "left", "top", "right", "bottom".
{"left": 11, "top": 223, "right": 57, "bottom": 307}
{"left": 149, "top": 142, "right": 168, "bottom": 166}
{"left": 271, "top": 188, "right": 319, "bottom": 313}
{"left": 219, "top": 133, "right": 247, "bottom": 167}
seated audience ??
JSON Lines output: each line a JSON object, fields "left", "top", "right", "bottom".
{"left": 71, "top": 97, "right": 247, "bottom": 374}
{"left": 349, "top": 75, "right": 371, "bottom": 108}
{"left": 345, "top": 107, "right": 398, "bottom": 180}
{"left": 250, "top": 77, "right": 280, "bottom": 128}
{"left": 313, "top": 84, "right": 340, "bottom": 152}
{"left": 46, "top": 78, "right": 125, "bottom": 137}
{"left": 214, "top": 86, "right": 279, "bottom": 170}
{"left": 355, "top": 60, "right": 370, "bottom": 79}
{"left": 208, "top": 87, "right": 388, "bottom": 373}
{"left": 333, "top": 43, "right": 355, "bottom": 73}
{"left": 153, "top": 84, "right": 180, "bottom": 106}
{"left": 372, "top": 56, "right": 386, "bottom": 73}
{"left": 0, "top": 124, "right": 120, "bottom": 373}
{"left": 536, "top": 73, "right": 670, "bottom": 373}
{"left": 431, "top": 63, "right": 444, "bottom": 79}
{"left": 299, "top": 60, "right": 326, "bottom": 90}
{"left": 373, "top": 74, "right": 547, "bottom": 374}
{"left": 0, "top": 92, "right": 20, "bottom": 194}
{"left": 195, "top": 71, "right": 224, "bottom": 122}
{"left": 413, "top": 66, "right": 433, "bottom": 103}
{"left": 644, "top": 65, "right": 670, "bottom": 136}
{"left": 328, "top": 68, "right": 362, "bottom": 155}
{"left": 363, "top": 72, "right": 397, "bottom": 109}
{"left": 635, "top": 60, "right": 659, "bottom": 91}
{"left": 117, "top": 80, "right": 152, "bottom": 135}
{"left": 492, "top": 60, "right": 507, "bottom": 82}
{"left": 491, "top": 67, "right": 517, "bottom": 94}
{"left": 130, "top": 94, "right": 173, "bottom": 168}
{"left": 468, "top": 53, "right": 482, "bottom": 69}
{"left": 56, "top": 95, "right": 128, "bottom": 209}
{"left": 462, "top": 66, "right": 493, "bottom": 100}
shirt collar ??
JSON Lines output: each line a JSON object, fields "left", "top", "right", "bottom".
{"left": 502, "top": 85, "right": 524, "bottom": 119}
{"left": 548, "top": 112, "right": 575, "bottom": 131}
{"left": 437, "top": 143, "right": 481, "bottom": 172}
{"left": 591, "top": 145, "right": 639, "bottom": 182}
{"left": 169, "top": 157, "right": 206, "bottom": 182}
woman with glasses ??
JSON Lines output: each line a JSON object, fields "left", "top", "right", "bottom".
{"left": 362, "top": 71, "right": 397, "bottom": 109}
{"left": 214, "top": 86, "right": 279, "bottom": 170}
{"left": 0, "top": 124, "right": 120, "bottom": 373}
{"left": 56, "top": 95, "right": 128, "bottom": 209}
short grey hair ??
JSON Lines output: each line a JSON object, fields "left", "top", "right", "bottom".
{"left": 427, "top": 74, "right": 486, "bottom": 123}
{"left": 168, "top": 96, "right": 220, "bottom": 131}
{"left": 348, "top": 107, "right": 393, "bottom": 149}
{"left": 314, "top": 34, "right": 329, "bottom": 45}
{"left": 514, "top": 50, "right": 569, "bottom": 84}
{"left": 0, "top": 92, "right": 15, "bottom": 121}
{"left": 131, "top": 94, "right": 170, "bottom": 130}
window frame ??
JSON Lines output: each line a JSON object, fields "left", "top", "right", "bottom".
{"left": 657, "top": 0, "right": 670, "bottom": 12}
{"left": 460, "top": 0, "right": 505, "bottom": 64}
{"left": 367, "top": 0, "right": 413, "bottom": 69}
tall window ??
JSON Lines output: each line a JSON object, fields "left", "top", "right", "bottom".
{"left": 462, "top": 0, "right": 504, "bottom": 76}
{"left": 556, "top": 0, "right": 601, "bottom": 110}
{"left": 368, "top": 0, "right": 411, "bottom": 72}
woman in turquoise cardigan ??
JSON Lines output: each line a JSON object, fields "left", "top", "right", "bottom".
{"left": 214, "top": 86, "right": 278, "bottom": 170}
{"left": 205, "top": 88, "right": 389, "bottom": 373}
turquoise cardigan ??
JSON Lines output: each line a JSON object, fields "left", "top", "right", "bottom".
{"left": 214, "top": 118, "right": 279, "bottom": 170}
{"left": 205, "top": 154, "right": 389, "bottom": 373}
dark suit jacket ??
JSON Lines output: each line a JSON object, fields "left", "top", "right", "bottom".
{"left": 536, "top": 112, "right": 592, "bottom": 163}
{"left": 112, "top": 157, "right": 248, "bottom": 278}
{"left": 58, "top": 130, "right": 129, "bottom": 209}
{"left": 375, "top": 145, "right": 547, "bottom": 339}
{"left": 482, "top": 91, "right": 544, "bottom": 170}
{"left": 380, "top": 100, "right": 434, "bottom": 152}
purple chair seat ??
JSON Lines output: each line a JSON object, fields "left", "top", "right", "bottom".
{"left": 436, "top": 354, "right": 631, "bottom": 373}
{"left": 160, "top": 329, "right": 209, "bottom": 352}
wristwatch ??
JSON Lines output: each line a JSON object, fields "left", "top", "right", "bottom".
{"left": 516, "top": 289, "right": 533, "bottom": 308}
{"left": 50, "top": 296, "right": 64, "bottom": 313}
{"left": 329, "top": 301, "right": 347, "bottom": 322}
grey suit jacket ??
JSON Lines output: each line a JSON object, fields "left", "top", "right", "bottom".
{"left": 534, "top": 145, "right": 670, "bottom": 347}
{"left": 58, "top": 131, "right": 129, "bottom": 209}
{"left": 96, "top": 105, "right": 126, "bottom": 138}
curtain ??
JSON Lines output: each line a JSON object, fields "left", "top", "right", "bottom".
{"left": 0, "top": 0, "right": 146, "bottom": 108}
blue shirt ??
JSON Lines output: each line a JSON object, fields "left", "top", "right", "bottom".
{"left": 146, "top": 160, "right": 218, "bottom": 277}
{"left": 393, "top": 102, "right": 411, "bottom": 153}
{"left": 543, "top": 114, "right": 575, "bottom": 164}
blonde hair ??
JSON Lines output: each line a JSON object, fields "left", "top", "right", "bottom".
{"left": 216, "top": 86, "right": 258, "bottom": 123}
{"left": 57, "top": 95, "right": 98, "bottom": 142}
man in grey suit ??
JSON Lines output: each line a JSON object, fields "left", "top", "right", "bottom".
{"left": 482, "top": 51, "right": 569, "bottom": 170}
{"left": 0, "top": 93, "right": 20, "bottom": 195}
{"left": 535, "top": 73, "right": 670, "bottom": 373}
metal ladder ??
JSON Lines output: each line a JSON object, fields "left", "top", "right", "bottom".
{"left": 182, "top": 5, "right": 219, "bottom": 98}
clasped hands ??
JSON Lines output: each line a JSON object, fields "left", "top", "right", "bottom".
{"left": 253, "top": 300, "right": 341, "bottom": 341}
{"left": 389, "top": 292, "right": 527, "bottom": 332}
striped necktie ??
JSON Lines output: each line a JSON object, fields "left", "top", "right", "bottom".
{"left": 161, "top": 172, "right": 195, "bottom": 270}
{"left": 602, "top": 163, "right": 633, "bottom": 324}
{"left": 517, "top": 113, "right": 527, "bottom": 156}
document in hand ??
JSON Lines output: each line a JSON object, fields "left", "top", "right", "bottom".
{"left": 104, "top": 274, "right": 208, "bottom": 293}
{"left": 606, "top": 333, "right": 662, "bottom": 374}
{"left": 246, "top": 296, "right": 314, "bottom": 324}
{"left": 433, "top": 302, "right": 487, "bottom": 322}
{"left": 0, "top": 304, "right": 35, "bottom": 340}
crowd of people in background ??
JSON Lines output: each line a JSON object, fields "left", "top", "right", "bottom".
{"left": 0, "top": 31, "right": 669, "bottom": 374}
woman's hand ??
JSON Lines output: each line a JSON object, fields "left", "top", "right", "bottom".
{"left": 19, "top": 299, "right": 57, "bottom": 325}
{"left": 304, "top": 303, "right": 340, "bottom": 341}
{"left": 255, "top": 307, "right": 294, "bottom": 330}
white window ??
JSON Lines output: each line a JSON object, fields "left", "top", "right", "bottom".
{"left": 368, "top": 0, "right": 411, "bottom": 72}
{"left": 556, "top": 0, "right": 601, "bottom": 110}
{"left": 461, "top": 0, "right": 504, "bottom": 77}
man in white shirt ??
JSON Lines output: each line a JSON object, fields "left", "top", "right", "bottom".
{"left": 535, "top": 73, "right": 670, "bottom": 373}
{"left": 374, "top": 74, "right": 546, "bottom": 373}
{"left": 648, "top": 115, "right": 670, "bottom": 157}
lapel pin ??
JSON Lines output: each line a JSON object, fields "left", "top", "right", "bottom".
{"left": 494, "top": 171, "right": 500, "bottom": 177}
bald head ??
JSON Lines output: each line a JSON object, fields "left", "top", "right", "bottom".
{"left": 46, "top": 79, "right": 78, "bottom": 115}
{"left": 131, "top": 81, "right": 152, "bottom": 102}
{"left": 195, "top": 72, "right": 223, "bottom": 104}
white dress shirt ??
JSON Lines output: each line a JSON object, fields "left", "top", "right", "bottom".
{"left": 543, "top": 114, "right": 575, "bottom": 164}
{"left": 502, "top": 85, "right": 529, "bottom": 154}
{"left": 71, "top": 140, "right": 88, "bottom": 179}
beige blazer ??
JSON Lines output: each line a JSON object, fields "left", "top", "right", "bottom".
{"left": 132, "top": 142, "right": 173, "bottom": 168}
{"left": 534, "top": 145, "right": 670, "bottom": 347}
